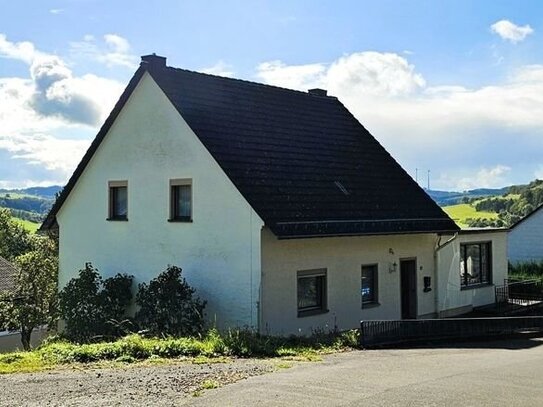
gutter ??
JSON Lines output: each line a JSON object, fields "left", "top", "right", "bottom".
{"left": 434, "top": 232, "right": 458, "bottom": 317}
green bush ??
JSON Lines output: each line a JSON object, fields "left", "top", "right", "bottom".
{"left": 135, "top": 266, "right": 206, "bottom": 337}
{"left": 58, "top": 263, "right": 134, "bottom": 342}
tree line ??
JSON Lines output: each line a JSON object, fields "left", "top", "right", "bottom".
{"left": 464, "top": 179, "right": 543, "bottom": 228}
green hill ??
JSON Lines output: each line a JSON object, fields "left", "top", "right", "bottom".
{"left": 441, "top": 179, "right": 543, "bottom": 228}
{"left": 0, "top": 185, "right": 62, "bottom": 231}
{"left": 442, "top": 204, "right": 499, "bottom": 229}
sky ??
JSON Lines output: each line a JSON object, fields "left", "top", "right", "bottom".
{"left": 1, "top": 0, "right": 543, "bottom": 191}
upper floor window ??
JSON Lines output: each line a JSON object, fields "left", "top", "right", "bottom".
{"left": 460, "top": 242, "right": 492, "bottom": 288}
{"left": 170, "top": 179, "right": 192, "bottom": 222}
{"left": 108, "top": 181, "right": 128, "bottom": 221}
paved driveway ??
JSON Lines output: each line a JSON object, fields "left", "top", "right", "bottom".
{"left": 188, "top": 337, "right": 543, "bottom": 406}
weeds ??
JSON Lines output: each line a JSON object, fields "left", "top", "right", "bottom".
{"left": 0, "top": 328, "right": 361, "bottom": 374}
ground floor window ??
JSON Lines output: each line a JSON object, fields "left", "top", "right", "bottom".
{"left": 361, "top": 264, "right": 378, "bottom": 306}
{"left": 297, "top": 269, "right": 327, "bottom": 317}
{"left": 460, "top": 242, "right": 492, "bottom": 288}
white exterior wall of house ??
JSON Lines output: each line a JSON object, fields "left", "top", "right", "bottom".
{"left": 508, "top": 209, "right": 543, "bottom": 264}
{"left": 260, "top": 229, "right": 439, "bottom": 336}
{"left": 436, "top": 230, "right": 508, "bottom": 317}
{"left": 56, "top": 72, "right": 264, "bottom": 330}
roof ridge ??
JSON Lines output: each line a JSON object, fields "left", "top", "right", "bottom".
{"left": 158, "top": 64, "right": 337, "bottom": 100}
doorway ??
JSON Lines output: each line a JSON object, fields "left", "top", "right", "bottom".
{"left": 400, "top": 259, "right": 417, "bottom": 319}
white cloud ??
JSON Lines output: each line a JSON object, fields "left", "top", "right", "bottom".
{"left": 256, "top": 60, "right": 326, "bottom": 90}
{"left": 49, "top": 8, "right": 64, "bottom": 15}
{"left": 201, "top": 61, "right": 235, "bottom": 77}
{"left": 491, "top": 20, "right": 534, "bottom": 43}
{"left": 327, "top": 52, "right": 425, "bottom": 97}
{"left": 0, "top": 34, "right": 44, "bottom": 64}
{"left": 439, "top": 166, "right": 511, "bottom": 191}
{"left": 0, "top": 133, "right": 89, "bottom": 174}
{"left": 256, "top": 52, "right": 425, "bottom": 97}
{"left": 70, "top": 34, "right": 138, "bottom": 69}
{"left": 0, "top": 34, "right": 125, "bottom": 186}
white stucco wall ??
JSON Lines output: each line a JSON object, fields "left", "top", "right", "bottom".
{"left": 508, "top": 209, "right": 543, "bottom": 264}
{"left": 57, "top": 72, "right": 264, "bottom": 330}
{"left": 261, "top": 229, "right": 439, "bottom": 336}
{"left": 436, "top": 230, "right": 507, "bottom": 316}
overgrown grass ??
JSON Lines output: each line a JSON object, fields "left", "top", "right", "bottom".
{"left": 0, "top": 329, "right": 360, "bottom": 374}
{"left": 509, "top": 261, "right": 543, "bottom": 281}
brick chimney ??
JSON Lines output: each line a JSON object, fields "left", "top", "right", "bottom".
{"left": 141, "top": 53, "right": 167, "bottom": 69}
{"left": 308, "top": 88, "right": 327, "bottom": 96}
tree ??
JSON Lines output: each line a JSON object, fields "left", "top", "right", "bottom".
{"left": 135, "top": 266, "right": 206, "bottom": 337}
{"left": 58, "top": 263, "right": 134, "bottom": 342}
{"left": 0, "top": 236, "right": 58, "bottom": 350}
{"left": 0, "top": 208, "right": 33, "bottom": 261}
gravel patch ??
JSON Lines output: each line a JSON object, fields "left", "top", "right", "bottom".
{"left": 0, "top": 358, "right": 275, "bottom": 406}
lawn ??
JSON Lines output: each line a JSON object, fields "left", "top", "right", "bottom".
{"left": 442, "top": 203, "right": 498, "bottom": 228}
{"left": 12, "top": 218, "right": 40, "bottom": 233}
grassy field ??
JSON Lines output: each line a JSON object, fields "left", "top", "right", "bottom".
{"left": 12, "top": 218, "right": 40, "bottom": 233}
{"left": 442, "top": 203, "right": 498, "bottom": 228}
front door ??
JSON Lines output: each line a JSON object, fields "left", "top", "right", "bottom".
{"left": 400, "top": 259, "right": 417, "bottom": 319}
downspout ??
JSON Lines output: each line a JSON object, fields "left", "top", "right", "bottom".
{"left": 434, "top": 232, "right": 458, "bottom": 318}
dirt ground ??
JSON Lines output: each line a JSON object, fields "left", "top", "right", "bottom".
{"left": 0, "top": 358, "right": 275, "bottom": 407}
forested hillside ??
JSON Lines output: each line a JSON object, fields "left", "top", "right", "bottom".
{"left": 0, "top": 186, "right": 62, "bottom": 229}
{"left": 442, "top": 179, "right": 543, "bottom": 228}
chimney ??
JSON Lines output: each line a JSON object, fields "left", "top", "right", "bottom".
{"left": 308, "top": 88, "right": 327, "bottom": 97}
{"left": 141, "top": 53, "right": 166, "bottom": 69}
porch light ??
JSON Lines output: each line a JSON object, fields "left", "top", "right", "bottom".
{"left": 389, "top": 262, "right": 398, "bottom": 273}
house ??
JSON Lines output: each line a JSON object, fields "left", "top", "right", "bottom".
{"left": 508, "top": 205, "right": 543, "bottom": 264}
{"left": 0, "top": 256, "right": 47, "bottom": 352}
{"left": 436, "top": 228, "right": 508, "bottom": 316}
{"left": 0, "top": 256, "right": 17, "bottom": 296}
{"left": 41, "top": 54, "right": 507, "bottom": 335}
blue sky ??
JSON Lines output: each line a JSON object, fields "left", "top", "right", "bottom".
{"left": 1, "top": 0, "right": 543, "bottom": 190}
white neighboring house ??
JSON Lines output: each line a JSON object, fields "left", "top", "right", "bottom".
{"left": 508, "top": 205, "right": 543, "bottom": 264}
{"left": 42, "top": 55, "right": 507, "bottom": 335}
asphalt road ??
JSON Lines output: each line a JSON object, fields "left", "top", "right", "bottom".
{"left": 188, "top": 337, "right": 543, "bottom": 407}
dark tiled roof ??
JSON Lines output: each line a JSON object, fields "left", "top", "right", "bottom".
{"left": 42, "top": 55, "right": 459, "bottom": 237}
{"left": 0, "top": 256, "right": 17, "bottom": 294}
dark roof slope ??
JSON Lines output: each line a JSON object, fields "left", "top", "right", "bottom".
{"left": 0, "top": 256, "right": 17, "bottom": 294}
{"left": 42, "top": 55, "right": 458, "bottom": 238}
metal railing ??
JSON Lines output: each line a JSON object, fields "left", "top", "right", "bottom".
{"left": 495, "top": 279, "right": 543, "bottom": 314}
{"left": 360, "top": 317, "right": 543, "bottom": 347}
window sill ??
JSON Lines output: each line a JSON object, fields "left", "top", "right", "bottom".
{"left": 168, "top": 218, "right": 193, "bottom": 223}
{"left": 362, "top": 302, "right": 380, "bottom": 309}
{"left": 297, "top": 308, "right": 329, "bottom": 318}
{"left": 461, "top": 283, "right": 493, "bottom": 291}
{"left": 106, "top": 218, "right": 128, "bottom": 221}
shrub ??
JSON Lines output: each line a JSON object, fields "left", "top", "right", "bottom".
{"left": 135, "top": 266, "right": 206, "bottom": 337}
{"left": 58, "top": 263, "right": 133, "bottom": 342}
{"left": 509, "top": 261, "right": 543, "bottom": 280}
